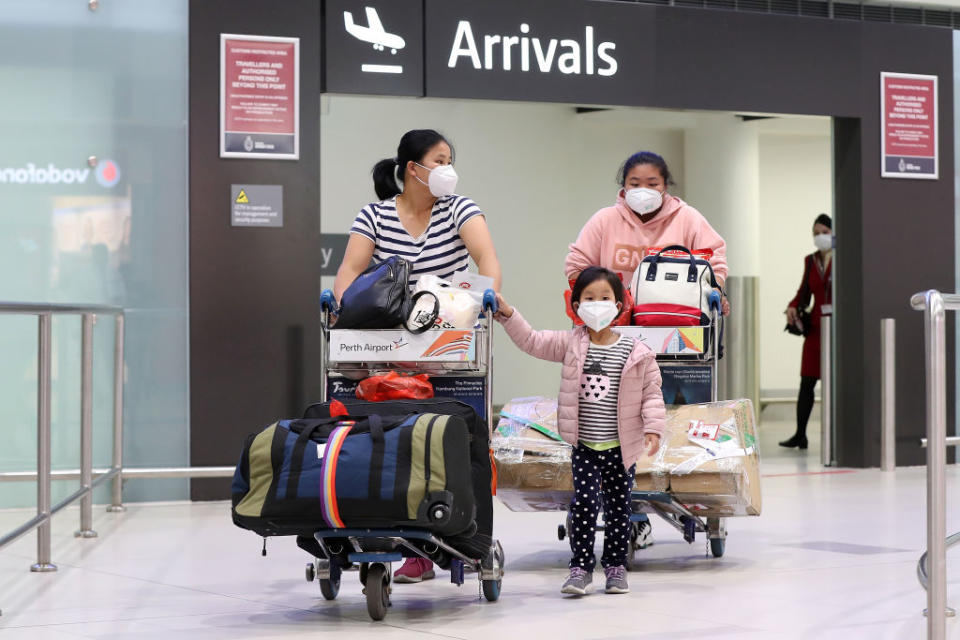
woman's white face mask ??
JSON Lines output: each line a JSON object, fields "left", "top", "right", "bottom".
{"left": 415, "top": 162, "right": 458, "bottom": 197}
{"left": 576, "top": 300, "right": 620, "bottom": 331}
{"left": 813, "top": 233, "right": 833, "bottom": 252}
{"left": 625, "top": 187, "right": 663, "bottom": 216}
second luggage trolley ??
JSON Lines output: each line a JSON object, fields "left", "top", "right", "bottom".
{"left": 310, "top": 288, "right": 504, "bottom": 621}
{"left": 556, "top": 292, "right": 728, "bottom": 564}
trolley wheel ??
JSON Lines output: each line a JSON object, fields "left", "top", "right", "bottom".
{"left": 710, "top": 537, "right": 725, "bottom": 558}
{"left": 557, "top": 524, "right": 566, "bottom": 541}
{"left": 364, "top": 563, "right": 390, "bottom": 621}
{"left": 482, "top": 577, "right": 501, "bottom": 602}
{"left": 319, "top": 575, "right": 341, "bottom": 600}
{"left": 481, "top": 540, "right": 504, "bottom": 602}
{"left": 304, "top": 562, "right": 315, "bottom": 582}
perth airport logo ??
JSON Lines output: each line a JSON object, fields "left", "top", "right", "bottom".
{"left": 0, "top": 160, "right": 121, "bottom": 188}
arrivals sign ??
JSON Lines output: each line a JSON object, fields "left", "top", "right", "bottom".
{"left": 323, "top": 0, "right": 655, "bottom": 105}
{"left": 324, "top": 0, "right": 424, "bottom": 96}
{"left": 221, "top": 34, "right": 300, "bottom": 160}
{"left": 881, "top": 72, "right": 937, "bottom": 179}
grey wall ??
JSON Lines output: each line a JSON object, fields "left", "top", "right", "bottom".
{"left": 189, "top": 0, "right": 321, "bottom": 499}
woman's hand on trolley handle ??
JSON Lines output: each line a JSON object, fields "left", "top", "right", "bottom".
{"left": 493, "top": 293, "right": 514, "bottom": 320}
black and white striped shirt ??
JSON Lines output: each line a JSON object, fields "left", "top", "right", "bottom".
{"left": 350, "top": 194, "right": 483, "bottom": 287}
{"left": 578, "top": 335, "right": 634, "bottom": 443}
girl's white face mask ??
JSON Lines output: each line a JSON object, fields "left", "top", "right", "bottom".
{"left": 415, "top": 163, "right": 458, "bottom": 197}
{"left": 577, "top": 300, "right": 620, "bottom": 331}
{"left": 813, "top": 233, "right": 833, "bottom": 252}
{"left": 624, "top": 187, "right": 663, "bottom": 215}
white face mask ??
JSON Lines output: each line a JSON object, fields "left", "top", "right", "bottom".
{"left": 576, "top": 301, "right": 620, "bottom": 331}
{"left": 415, "top": 163, "right": 458, "bottom": 197}
{"left": 814, "top": 233, "right": 833, "bottom": 251}
{"left": 624, "top": 187, "right": 663, "bottom": 215}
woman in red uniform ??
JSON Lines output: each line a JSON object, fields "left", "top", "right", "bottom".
{"left": 781, "top": 214, "right": 833, "bottom": 450}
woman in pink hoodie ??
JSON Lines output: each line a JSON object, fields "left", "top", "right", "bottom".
{"left": 565, "top": 151, "right": 729, "bottom": 314}
{"left": 495, "top": 267, "right": 666, "bottom": 596}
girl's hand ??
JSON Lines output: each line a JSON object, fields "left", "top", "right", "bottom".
{"left": 714, "top": 288, "right": 731, "bottom": 316}
{"left": 494, "top": 293, "right": 514, "bottom": 319}
{"left": 785, "top": 306, "right": 798, "bottom": 324}
{"left": 644, "top": 433, "right": 661, "bottom": 456}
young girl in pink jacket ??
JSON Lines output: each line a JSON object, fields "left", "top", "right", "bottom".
{"left": 495, "top": 267, "right": 666, "bottom": 596}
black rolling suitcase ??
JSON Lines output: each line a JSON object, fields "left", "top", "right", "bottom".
{"left": 231, "top": 412, "right": 476, "bottom": 538}
{"left": 303, "top": 398, "right": 493, "bottom": 557}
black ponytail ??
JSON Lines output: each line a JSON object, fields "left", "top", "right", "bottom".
{"left": 372, "top": 129, "right": 454, "bottom": 201}
{"left": 372, "top": 158, "right": 401, "bottom": 200}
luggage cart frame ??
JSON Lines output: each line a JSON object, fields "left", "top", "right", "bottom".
{"left": 307, "top": 289, "right": 503, "bottom": 620}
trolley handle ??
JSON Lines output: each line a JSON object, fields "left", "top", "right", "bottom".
{"left": 320, "top": 289, "right": 339, "bottom": 328}
{"left": 482, "top": 288, "right": 498, "bottom": 315}
{"left": 708, "top": 289, "right": 722, "bottom": 314}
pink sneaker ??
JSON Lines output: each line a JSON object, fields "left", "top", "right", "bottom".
{"left": 393, "top": 557, "right": 435, "bottom": 583}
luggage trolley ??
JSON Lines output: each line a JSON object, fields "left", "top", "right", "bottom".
{"left": 555, "top": 291, "right": 728, "bottom": 564}
{"left": 307, "top": 288, "right": 504, "bottom": 621}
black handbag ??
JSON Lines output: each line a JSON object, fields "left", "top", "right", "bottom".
{"left": 784, "top": 309, "right": 811, "bottom": 337}
{"left": 335, "top": 256, "right": 410, "bottom": 329}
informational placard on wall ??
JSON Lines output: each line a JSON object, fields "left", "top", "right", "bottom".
{"left": 881, "top": 72, "right": 937, "bottom": 179}
{"left": 220, "top": 34, "right": 299, "bottom": 160}
{"left": 231, "top": 184, "right": 283, "bottom": 227}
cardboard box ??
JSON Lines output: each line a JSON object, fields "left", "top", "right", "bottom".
{"left": 493, "top": 399, "right": 761, "bottom": 517}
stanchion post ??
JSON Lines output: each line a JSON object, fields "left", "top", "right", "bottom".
{"left": 75, "top": 313, "right": 97, "bottom": 538}
{"left": 881, "top": 318, "right": 896, "bottom": 472}
{"left": 820, "top": 316, "right": 834, "bottom": 467}
{"left": 923, "top": 291, "right": 947, "bottom": 639}
{"left": 31, "top": 313, "right": 56, "bottom": 572}
{"left": 108, "top": 314, "right": 125, "bottom": 513}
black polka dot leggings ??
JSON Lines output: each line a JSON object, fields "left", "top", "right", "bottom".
{"left": 568, "top": 443, "right": 636, "bottom": 572}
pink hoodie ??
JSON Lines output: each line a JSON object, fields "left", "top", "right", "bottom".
{"left": 499, "top": 309, "right": 666, "bottom": 470}
{"left": 565, "top": 193, "right": 728, "bottom": 284}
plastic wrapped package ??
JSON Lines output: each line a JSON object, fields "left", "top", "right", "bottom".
{"left": 492, "top": 398, "right": 761, "bottom": 517}
{"left": 638, "top": 399, "right": 761, "bottom": 516}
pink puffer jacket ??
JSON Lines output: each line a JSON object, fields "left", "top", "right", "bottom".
{"left": 499, "top": 310, "right": 666, "bottom": 470}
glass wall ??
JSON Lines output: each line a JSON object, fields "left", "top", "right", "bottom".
{"left": 0, "top": 1, "right": 189, "bottom": 506}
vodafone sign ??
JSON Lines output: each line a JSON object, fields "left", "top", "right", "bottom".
{"left": 0, "top": 160, "right": 122, "bottom": 188}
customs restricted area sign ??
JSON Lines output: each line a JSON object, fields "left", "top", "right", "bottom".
{"left": 220, "top": 34, "right": 300, "bottom": 160}
{"left": 881, "top": 72, "right": 937, "bottom": 179}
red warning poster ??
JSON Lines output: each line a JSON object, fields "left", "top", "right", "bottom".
{"left": 220, "top": 34, "right": 299, "bottom": 160}
{"left": 881, "top": 72, "right": 937, "bottom": 179}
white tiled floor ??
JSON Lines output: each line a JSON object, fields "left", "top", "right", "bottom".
{"left": 2, "top": 405, "right": 959, "bottom": 639}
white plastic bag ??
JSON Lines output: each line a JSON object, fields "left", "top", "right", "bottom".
{"left": 414, "top": 274, "right": 481, "bottom": 328}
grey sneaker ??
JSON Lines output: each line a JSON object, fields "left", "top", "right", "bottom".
{"left": 561, "top": 567, "right": 593, "bottom": 595}
{"left": 604, "top": 565, "right": 629, "bottom": 594}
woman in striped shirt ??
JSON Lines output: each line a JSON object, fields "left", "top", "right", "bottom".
{"left": 333, "top": 129, "right": 501, "bottom": 300}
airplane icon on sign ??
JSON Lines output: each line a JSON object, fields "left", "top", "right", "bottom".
{"left": 343, "top": 7, "right": 405, "bottom": 54}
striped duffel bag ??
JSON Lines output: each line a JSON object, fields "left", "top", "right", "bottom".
{"left": 231, "top": 412, "right": 476, "bottom": 538}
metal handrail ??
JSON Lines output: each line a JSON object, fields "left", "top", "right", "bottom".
{"left": 910, "top": 289, "right": 954, "bottom": 639}
{"left": 0, "top": 302, "right": 124, "bottom": 575}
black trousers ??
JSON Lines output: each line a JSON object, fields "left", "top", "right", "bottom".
{"left": 796, "top": 376, "right": 818, "bottom": 437}
{"left": 568, "top": 444, "right": 635, "bottom": 572}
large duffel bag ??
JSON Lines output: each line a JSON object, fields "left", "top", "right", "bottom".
{"left": 303, "top": 398, "right": 493, "bottom": 542}
{"left": 231, "top": 412, "right": 476, "bottom": 538}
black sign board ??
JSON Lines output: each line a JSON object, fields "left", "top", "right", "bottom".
{"left": 320, "top": 232, "right": 350, "bottom": 275}
{"left": 324, "top": 0, "right": 424, "bottom": 96}
{"left": 424, "top": 0, "right": 655, "bottom": 105}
